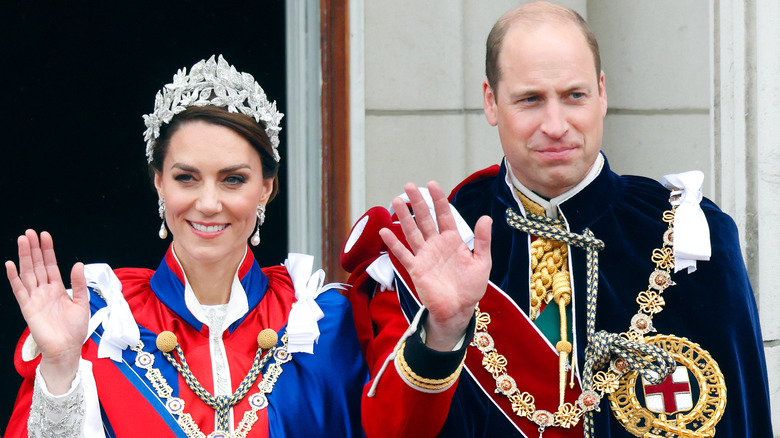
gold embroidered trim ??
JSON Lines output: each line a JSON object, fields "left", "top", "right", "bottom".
{"left": 395, "top": 341, "right": 464, "bottom": 391}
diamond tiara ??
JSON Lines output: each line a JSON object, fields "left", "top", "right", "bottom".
{"left": 143, "top": 55, "right": 283, "bottom": 163}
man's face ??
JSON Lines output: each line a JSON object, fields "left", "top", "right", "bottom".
{"left": 483, "top": 21, "right": 607, "bottom": 199}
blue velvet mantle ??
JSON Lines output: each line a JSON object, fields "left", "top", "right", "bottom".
{"left": 440, "top": 157, "right": 773, "bottom": 437}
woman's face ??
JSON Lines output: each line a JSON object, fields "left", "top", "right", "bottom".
{"left": 154, "top": 121, "right": 273, "bottom": 269}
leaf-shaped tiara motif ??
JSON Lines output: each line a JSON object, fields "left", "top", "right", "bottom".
{"left": 143, "top": 55, "right": 283, "bottom": 163}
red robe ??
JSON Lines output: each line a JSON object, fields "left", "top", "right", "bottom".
{"left": 7, "top": 248, "right": 367, "bottom": 438}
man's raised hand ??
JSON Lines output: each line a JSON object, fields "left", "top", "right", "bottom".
{"left": 379, "top": 181, "right": 492, "bottom": 350}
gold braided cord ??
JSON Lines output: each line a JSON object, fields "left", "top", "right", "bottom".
{"left": 516, "top": 191, "right": 571, "bottom": 320}
{"left": 395, "top": 341, "right": 464, "bottom": 391}
{"left": 529, "top": 238, "right": 569, "bottom": 318}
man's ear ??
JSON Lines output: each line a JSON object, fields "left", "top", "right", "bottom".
{"left": 483, "top": 79, "right": 499, "bottom": 127}
{"left": 598, "top": 71, "right": 608, "bottom": 117}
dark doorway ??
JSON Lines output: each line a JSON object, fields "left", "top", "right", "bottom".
{"left": 0, "top": 1, "right": 287, "bottom": 429}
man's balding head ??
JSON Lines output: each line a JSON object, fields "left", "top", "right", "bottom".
{"left": 485, "top": 2, "right": 601, "bottom": 93}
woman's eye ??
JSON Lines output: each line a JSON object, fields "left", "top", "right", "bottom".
{"left": 225, "top": 175, "right": 247, "bottom": 185}
{"left": 174, "top": 174, "right": 194, "bottom": 183}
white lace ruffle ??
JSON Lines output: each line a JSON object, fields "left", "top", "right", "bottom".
{"left": 29, "top": 367, "right": 85, "bottom": 438}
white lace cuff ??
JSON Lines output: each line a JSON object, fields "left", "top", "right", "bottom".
{"left": 29, "top": 365, "right": 85, "bottom": 438}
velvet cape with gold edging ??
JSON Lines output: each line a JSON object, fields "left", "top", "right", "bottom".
{"left": 440, "top": 158, "right": 772, "bottom": 437}
{"left": 346, "top": 156, "right": 772, "bottom": 437}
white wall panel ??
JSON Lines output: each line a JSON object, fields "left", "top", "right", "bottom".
{"left": 364, "top": 0, "right": 464, "bottom": 110}
{"left": 365, "top": 114, "right": 466, "bottom": 206}
{"left": 603, "top": 113, "right": 712, "bottom": 195}
{"left": 589, "top": 0, "right": 710, "bottom": 110}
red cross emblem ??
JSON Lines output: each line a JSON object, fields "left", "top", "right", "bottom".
{"left": 642, "top": 366, "right": 693, "bottom": 414}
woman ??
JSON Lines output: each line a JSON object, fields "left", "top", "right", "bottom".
{"left": 5, "top": 55, "right": 367, "bottom": 437}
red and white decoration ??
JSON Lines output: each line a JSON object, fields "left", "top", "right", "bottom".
{"left": 642, "top": 366, "right": 693, "bottom": 414}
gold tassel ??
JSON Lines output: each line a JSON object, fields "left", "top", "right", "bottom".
{"left": 553, "top": 270, "right": 572, "bottom": 406}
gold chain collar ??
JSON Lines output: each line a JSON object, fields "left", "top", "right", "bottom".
{"left": 130, "top": 333, "right": 291, "bottom": 438}
{"left": 472, "top": 204, "right": 681, "bottom": 435}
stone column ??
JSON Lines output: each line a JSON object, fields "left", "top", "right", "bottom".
{"left": 714, "top": 0, "right": 780, "bottom": 430}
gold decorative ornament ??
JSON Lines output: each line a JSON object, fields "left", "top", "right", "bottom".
{"left": 518, "top": 191, "right": 576, "bottom": 406}
{"left": 604, "top": 201, "right": 727, "bottom": 437}
{"left": 609, "top": 334, "right": 726, "bottom": 437}
{"left": 471, "top": 305, "right": 584, "bottom": 434}
{"left": 257, "top": 328, "right": 279, "bottom": 350}
{"left": 131, "top": 331, "right": 291, "bottom": 438}
{"left": 481, "top": 196, "right": 727, "bottom": 437}
{"left": 156, "top": 331, "right": 178, "bottom": 353}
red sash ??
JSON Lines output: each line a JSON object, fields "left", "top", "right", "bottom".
{"left": 391, "top": 256, "right": 584, "bottom": 437}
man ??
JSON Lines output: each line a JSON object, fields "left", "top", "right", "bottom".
{"left": 342, "top": 2, "right": 773, "bottom": 437}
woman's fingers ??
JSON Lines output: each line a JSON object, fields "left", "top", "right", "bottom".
{"left": 5, "top": 260, "right": 29, "bottom": 306}
{"left": 17, "top": 233, "right": 37, "bottom": 291}
{"left": 40, "top": 231, "right": 63, "bottom": 286}
{"left": 10, "top": 230, "right": 68, "bottom": 307}
{"left": 70, "top": 263, "right": 89, "bottom": 307}
{"left": 27, "top": 230, "right": 49, "bottom": 286}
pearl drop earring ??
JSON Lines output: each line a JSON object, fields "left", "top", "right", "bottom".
{"left": 158, "top": 198, "right": 168, "bottom": 239}
{"left": 251, "top": 205, "right": 266, "bottom": 246}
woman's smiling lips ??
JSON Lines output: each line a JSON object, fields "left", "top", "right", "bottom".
{"left": 187, "top": 221, "right": 229, "bottom": 239}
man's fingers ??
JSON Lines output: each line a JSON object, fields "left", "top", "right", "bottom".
{"left": 392, "top": 196, "right": 426, "bottom": 253}
{"left": 379, "top": 227, "right": 414, "bottom": 268}
{"left": 473, "top": 216, "right": 493, "bottom": 266}
{"left": 404, "top": 183, "right": 439, "bottom": 240}
{"left": 427, "top": 181, "right": 458, "bottom": 233}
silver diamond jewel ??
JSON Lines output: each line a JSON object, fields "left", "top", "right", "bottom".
{"left": 143, "top": 55, "right": 283, "bottom": 163}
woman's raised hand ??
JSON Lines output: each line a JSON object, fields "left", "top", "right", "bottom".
{"left": 5, "top": 230, "right": 89, "bottom": 394}
{"left": 379, "top": 182, "right": 492, "bottom": 351}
